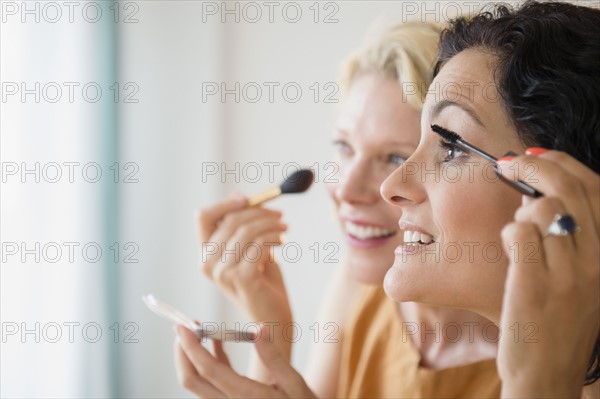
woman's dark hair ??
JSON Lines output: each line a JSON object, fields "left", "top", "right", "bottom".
{"left": 433, "top": 0, "right": 600, "bottom": 385}
{"left": 434, "top": 0, "right": 600, "bottom": 175}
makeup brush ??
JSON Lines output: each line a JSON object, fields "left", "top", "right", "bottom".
{"left": 431, "top": 124, "right": 543, "bottom": 198}
{"left": 247, "top": 168, "right": 314, "bottom": 206}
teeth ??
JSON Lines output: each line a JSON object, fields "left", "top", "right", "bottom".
{"left": 403, "top": 230, "right": 434, "bottom": 245}
{"left": 345, "top": 222, "right": 395, "bottom": 240}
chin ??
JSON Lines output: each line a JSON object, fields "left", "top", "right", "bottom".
{"left": 346, "top": 251, "right": 391, "bottom": 285}
{"left": 382, "top": 263, "right": 451, "bottom": 306}
{"left": 383, "top": 265, "right": 415, "bottom": 302}
{"left": 384, "top": 263, "right": 504, "bottom": 321}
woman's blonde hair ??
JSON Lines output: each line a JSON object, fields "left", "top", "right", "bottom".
{"left": 339, "top": 21, "right": 444, "bottom": 110}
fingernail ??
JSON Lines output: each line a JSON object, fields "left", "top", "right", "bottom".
{"left": 525, "top": 147, "right": 548, "bottom": 156}
{"left": 230, "top": 191, "right": 247, "bottom": 205}
{"left": 496, "top": 155, "right": 515, "bottom": 163}
{"left": 522, "top": 195, "right": 533, "bottom": 207}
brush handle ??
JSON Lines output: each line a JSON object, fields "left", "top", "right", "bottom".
{"left": 458, "top": 143, "right": 544, "bottom": 197}
{"left": 494, "top": 166, "right": 544, "bottom": 197}
{"left": 192, "top": 327, "right": 257, "bottom": 342}
{"left": 247, "top": 186, "right": 282, "bottom": 206}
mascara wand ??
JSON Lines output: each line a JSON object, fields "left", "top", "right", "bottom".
{"left": 431, "top": 124, "right": 543, "bottom": 198}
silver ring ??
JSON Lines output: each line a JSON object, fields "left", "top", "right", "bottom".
{"left": 545, "top": 213, "right": 580, "bottom": 237}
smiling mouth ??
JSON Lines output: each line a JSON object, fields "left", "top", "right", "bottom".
{"left": 402, "top": 230, "right": 435, "bottom": 246}
{"left": 345, "top": 221, "right": 396, "bottom": 240}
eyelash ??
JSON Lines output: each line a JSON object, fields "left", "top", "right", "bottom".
{"left": 439, "top": 140, "right": 467, "bottom": 163}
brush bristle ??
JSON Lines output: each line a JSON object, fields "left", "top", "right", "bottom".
{"left": 280, "top": 169, "right": 314, "bottom": 194}
{"left": 431, "top": 124, "right": 461, "bottom": 143}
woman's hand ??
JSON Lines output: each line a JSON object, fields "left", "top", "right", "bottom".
{"left": 174, "top": 324, "right": 316, "bottom": 399}
{"left": 196, "top": 193, "right": 294, "bottom": 382}
{"left": 497, "top": 149, "right": 600, "bottom": 397}
{"left": 197, "top": 192, "right": 292, "bottom": 323}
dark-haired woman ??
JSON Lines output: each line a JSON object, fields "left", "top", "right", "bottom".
{"left": 381, "top": 2, "right": 600, "bottom": 396}
{"left": 173, "top": 2, "right": 600, "bottom": 397}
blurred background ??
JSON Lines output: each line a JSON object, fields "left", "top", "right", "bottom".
{"left": 2, "top": 0, "right": 577, "bottom": 397}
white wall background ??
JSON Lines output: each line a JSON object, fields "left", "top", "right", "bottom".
{"left": 1, "top": 0, "right": 531, "bottom": 397}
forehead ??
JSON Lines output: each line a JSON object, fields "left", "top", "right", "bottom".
{"left": 436, "top": 48, "right": 496, "bottom": 88}
{"left": 340, "top": 74, "right": 417, "bottom": 117}
{"left": 337, "top": 74, "right": 421, "bottom": 130}
{"left": 424, "top": 49, "right": 501, "bottom": 127}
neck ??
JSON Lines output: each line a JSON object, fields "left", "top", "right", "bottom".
{"left": 397, "top": 301, "right": 499, "bottom": 370}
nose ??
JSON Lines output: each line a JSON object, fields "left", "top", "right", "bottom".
{"left": 380, "top": 158, "right": 427, "bottom": 207}
{"left": 334, "top": 159, "right": 381, "bottom": 205}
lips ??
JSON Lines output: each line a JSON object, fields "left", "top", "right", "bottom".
{"left": 397, "top": 221, "right": 436, "bottom": 251}
{"left": 403, "top": 230, "right": 434, "bottom": 245}
{"left": 341, "top": 218, "right": 397, "bottom": 249}
{"left": 345, "top": 221, "right": 396, "bottom": 240}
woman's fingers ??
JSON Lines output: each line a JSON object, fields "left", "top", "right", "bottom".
{"left": 513, "top": 197, "right": 574, "bottom": 271}
{"left": 210, "top": 208, "right": 283, "bottom": 244}
{"left": 496, "top": 150, "right": 600, "bottom": 397}
{"left": 225, "top": 217, "right": 286, "bottom": 251}
{"left": 212, "top": 339, "right": 231, "bottom": 368}
{"left": 197, "top": 193, "right": 248, "bottom": 242}
{"left": 203, "top": 216, "right": 286, "bottom": 278}
{"left": 176, "top": 325, "right": 278, "bottom": 398}
{"left": 500, "top": 221, "right": 549, "bottom": 318}
{"left": 174, "top": 337, "right": 226, "bottom": 398}
{"left": 496, "top": 152, "right": 598, "bottom": 250}
{"left": 196, "top": 193, "right": 287, "bottom": 296}
{"left": 536, "top": 150, "right": 600, "bottom": 232}
{"left": 254, "top": 325, "right": 314, "bottom": 398}
{"left": 174, "top": 325, "right": 316, "bottom": 399}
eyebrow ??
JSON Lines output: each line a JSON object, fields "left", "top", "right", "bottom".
{"left": 429, "top": 99, "right": 486, "bottom": 129}
{"left": 334, "top": 129, "right": 417, "bottom": 148}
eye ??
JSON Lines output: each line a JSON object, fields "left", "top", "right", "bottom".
{"left": 386, "top": 153, "right": 407, "bottom": 165}
{"left": 333, "top": 139, "right": 352, "bottom": 155}
{"left": 440, "top": 141, "right": 466, "bottom": 163}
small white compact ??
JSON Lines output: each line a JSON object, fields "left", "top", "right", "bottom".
{"left": 142, "top": 294, "right": 256, "bottom": 342}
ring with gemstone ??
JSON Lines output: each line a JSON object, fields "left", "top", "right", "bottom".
{"left": 545, "top": 213, "right": 580, "bottom": 237}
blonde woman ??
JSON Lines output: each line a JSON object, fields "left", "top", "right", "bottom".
{"left": 174, "top": 21, "right": 501, "bottom": 398}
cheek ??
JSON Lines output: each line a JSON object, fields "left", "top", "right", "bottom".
{"left": 325, "top": 180, "right": 339, "bottom": 204}
{"left": 382, "top": 203, "right": 403, "bottom": 225}
{"left": 433, "top": 167, "right": 522, "bottom": 245}
{"left": 326, "top": 158, "right": 350, "bottom": 199}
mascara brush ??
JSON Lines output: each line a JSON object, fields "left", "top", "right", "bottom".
{"left": 431, "top": 124, "right": 543, "bottom": 198}
{"left": 247, "top": 168, "right": 314, "bottom": 206}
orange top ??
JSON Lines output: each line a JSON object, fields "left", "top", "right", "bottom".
{"left": 337, "top": 285, "right": 501, "bottom": 398}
